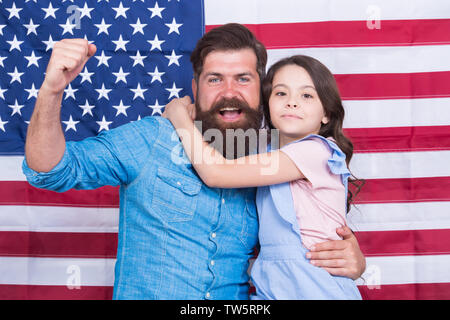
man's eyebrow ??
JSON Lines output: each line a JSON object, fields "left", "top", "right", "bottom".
{"left": 236, "top": 72, "right": 255, "bottom": 77}
{"left": 204, "top": 72, "right": 223, "bottom": 77}
{"left": 204, "top": 72, "right": 255, "bottom": 77}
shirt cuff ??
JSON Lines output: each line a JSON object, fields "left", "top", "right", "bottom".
{"left": 22, "top": 146, "right": 71, "bottom": 186}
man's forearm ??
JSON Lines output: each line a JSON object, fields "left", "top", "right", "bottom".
{"left": 25, "top": 39, "right": 96, "bottom": 173}
{"left": 25, "top": 85, "right": 66, "bottom": 173}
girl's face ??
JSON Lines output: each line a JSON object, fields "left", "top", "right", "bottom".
{"left": 269, "top": 64, "right": 329, "bottom": 145}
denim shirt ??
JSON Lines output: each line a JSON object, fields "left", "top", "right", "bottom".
{"left": 22, "top": 116, "right": 259, "bottom": 300}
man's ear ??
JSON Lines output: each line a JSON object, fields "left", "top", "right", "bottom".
{"left": 192, "top": 78, "right": 197, "bottom": 100}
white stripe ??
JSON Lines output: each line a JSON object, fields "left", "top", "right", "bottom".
{"left": 356, "top": 255, "right": 450, "bottom": 286}
{"left": 267, "top": 45, "right": 450, "bottom": 75}
{"left": 343, "top": 98, "right": 450, "bottom": 129}
{"left": 350, "top": 150, "right": 450, "bottom": 179}
{"left": 0, "top": 257, "right": 115, "bottom": 286}
{"left": 205, "top": 0, "right": 450, "bottom": 24}
{"left": 0, "top": 156, "right": 26, "bottom": 181}
{"left": 0, "top": 206, "right": 119, "bottom": 233}
{"left": 2, "top": 255, "right": 448, "bottom": 288}
{"left": 2, "top": 202, "right": 448, "bottom": 234}
{"left": 348, "top": 202, "right": 450, "bottom": 232}
{"left": 3, "top": 151, "right": 450, "bottom": 182}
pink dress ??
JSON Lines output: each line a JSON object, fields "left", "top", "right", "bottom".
{"left": 281, "top": 137, "right": 347, "bottom": 249}
{"left": 250, "top": 134, "right": 361, "bottom": 299}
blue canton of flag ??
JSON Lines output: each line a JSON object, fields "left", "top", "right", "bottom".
{"left": 0, "top": 0, "right": 204, "bottom": 154}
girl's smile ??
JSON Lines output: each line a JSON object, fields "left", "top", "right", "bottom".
{"left": 281, "top": 114, "right": 303, "bottom": 119}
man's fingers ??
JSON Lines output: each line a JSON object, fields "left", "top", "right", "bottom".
{"left": 321, "top": 267, "right": 349, "bottom": 278}
{"left": 307, "top": 249, "right": 343, "bottom": 261}
{"left": 49, "top": 52, "right": 84, "bottom": 72}
{"left": 41, "top": 39, "right": 95, "bottom": 95}
{"left": 55, "top": 39, "right": 94, "bottom": 61}
{"left": 310, "top": 258, "right": 346, "bottom": 268}
{"left": 306, "top": 228, "right": 365, "bottom": 280}
{"left": 310, "top": 239, "right": 347, "bottom": 253}
{"left": 55, "top": 39, "right": 89, "bottom": 55}
{"left": 87, "top": 43, "right": 97, "bottom": 57}
{"left": 48, "top": 39, "right": 93, "bottom": 75}
{"left": 56, "top": 50, "right": 86, "bottom": 69}
{"left": 337, "top": 226, "right": 355, "bottom": 240}
{"left": 310, "top": 258, "right": 359, "bottom": 278}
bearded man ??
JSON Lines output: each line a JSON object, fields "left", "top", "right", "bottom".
{"left": 23, "top": 23, "right": 365, "bottom": 300}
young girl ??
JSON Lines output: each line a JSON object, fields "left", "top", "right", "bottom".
{"left": 163, "top": 55, "right": 362, "bottom": 300}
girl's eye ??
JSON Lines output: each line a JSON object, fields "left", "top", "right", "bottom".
{"left": 302, "top": 93, "right": 314, "bottom": 99}
{"left": 274, "top": 91, "right": 286, "bottom": 96}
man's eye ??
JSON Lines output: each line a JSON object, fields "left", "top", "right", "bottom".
{"left": 238, "top": 77, "right": 250, "bottom": 83}
{"left": 208, "top": 78, "right": 220, "bottom": 83}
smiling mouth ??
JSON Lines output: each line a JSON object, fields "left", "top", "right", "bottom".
{"left": 282, "top": 114, "right": 301, "bottom": 119}
{"left": 218, "top": 107, "right": 243, "bottom": 122}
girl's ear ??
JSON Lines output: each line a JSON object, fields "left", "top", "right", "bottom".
{"left": 321, "top": 115, "right": 329, "bottom": 125}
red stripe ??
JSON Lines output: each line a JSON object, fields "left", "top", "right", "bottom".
{"left": 0, "top": 231, "right": 117, "bottom": 258}
{"left": 351, "top": 177, "right": 450, "bottom": 204}
{"left": 1, "top": 283, "right": 448, "bottom": 300}
{"left": 358, "top": 282, "right": 450, "bottom": 300}
{"left": 1, "top": 228, "right": 448, "bottom": 258}
{"left": 0, "top": 284, "right": 113, "bottom": 300}
{"left": 1, "top": 177, "right": 450, "bottom": 208}
{"left": 345, "top": 126, "right": 450, "bottom": 153}
{"left": 355, "top": 229, "right": 450, "bottom": 257}
{"left": 335, "top": 71, "right": 450, "bottom": 100}
{"left": 206, "top": 19, "right": 450, "bottom": 49}
{"left": 0, "top": 181, "right": 119, "bottom": 207}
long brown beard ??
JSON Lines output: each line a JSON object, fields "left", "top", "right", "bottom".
{"left": 195, "top": 97, "right": 263, "bottom": 159}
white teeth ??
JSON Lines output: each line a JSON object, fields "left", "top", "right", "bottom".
{"left": 220, "top": 107, "right": 239, "bottom": 111}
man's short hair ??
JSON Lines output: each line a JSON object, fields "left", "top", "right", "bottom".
{"left": 190, "top": 23, "right": 267, "bottom": 83}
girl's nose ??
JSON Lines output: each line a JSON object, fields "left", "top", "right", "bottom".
{"left": 287, "top": 102, "right": 299, "bottom": 108}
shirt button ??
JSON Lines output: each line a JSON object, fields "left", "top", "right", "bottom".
{"left": 211, "top": 232, "right": 216, "bottom": 238}
{"left": 205, "top": 292, "right": 211, "bottom": 299}
{"left": 177, "top": 181, "right": 181, "bottom": 186}
{"left": 210, "top": 260, "right": 215, "bottom": 266}
{"left": 221, "top": 198, "right": 225, "bottom": 204}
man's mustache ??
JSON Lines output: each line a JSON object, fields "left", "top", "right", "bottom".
{"left": 207, "top": 97, "right": 254, "bottom": 115}
{"left": 193, "top": 96, "right": 264, "bottom": 159}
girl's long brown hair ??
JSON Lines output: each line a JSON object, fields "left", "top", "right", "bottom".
{"left": 262, "top": 55, "right": 364, "bottom": 212}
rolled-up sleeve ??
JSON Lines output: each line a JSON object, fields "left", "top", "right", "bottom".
{"left": 22, "top": 116, "right": 160, "bottom": 192}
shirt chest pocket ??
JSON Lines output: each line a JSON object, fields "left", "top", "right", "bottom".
{"left": 151, "top": 167, "right": 202, "bottom": 222}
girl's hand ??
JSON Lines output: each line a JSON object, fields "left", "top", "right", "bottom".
{"left": 162, "top": 96, "right": 196, "bottom": 123}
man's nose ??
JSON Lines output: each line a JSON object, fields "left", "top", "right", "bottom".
{"left": 220, "top": 79, "right": 239, "bottom": 99}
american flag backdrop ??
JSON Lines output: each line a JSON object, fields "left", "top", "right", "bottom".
{"left": 0, "top": 0, "right": 449, "bottom": 300}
